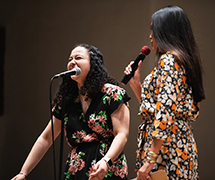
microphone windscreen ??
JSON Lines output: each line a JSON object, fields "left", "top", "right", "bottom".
{"left": 140, "top": 46, "right": 151, "bottom": 56}
{"left": 75, "top": 67, "right": 81, "bottom": 76}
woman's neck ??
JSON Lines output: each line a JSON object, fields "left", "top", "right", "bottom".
{"left": 79, "top": 94, "right": 88, "bottom": 101}
{"left": 77, "top": 81, "right": 84, "bottom": 90}
{"left": 79, "top": 93, "right": 91, "bottom": 114}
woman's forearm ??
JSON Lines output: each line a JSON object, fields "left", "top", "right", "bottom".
{"left": 124, "top": 60, "right": 142, "bottom": 103}
{"left": 20, "top": 136, "right": 52, "bottom": 175}
{"left": 19, "top": 118, "right": 61, "bottom": 176}
{"left": 105, "top": 133, "right": 128, "bottom": 162}
{"left": 105, "top": 104, "right": 130, "bottom": 162}
{"left": 138, "top": 138, "right": 164, "bottom": 176}
{"left": 129, "top": 81, "right": 142, "bottom": 103}
{"left": 150, "top": 138, "right": 164, "bottom": 154}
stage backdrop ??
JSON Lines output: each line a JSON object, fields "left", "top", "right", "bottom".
{"left": 0, "top": 0, "right": 214, "bottom": 179}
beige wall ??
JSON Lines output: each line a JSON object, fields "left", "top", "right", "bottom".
{"left": 0, "top": 0, "right": 214, "bottom": 179}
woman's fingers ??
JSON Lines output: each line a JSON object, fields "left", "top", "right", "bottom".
{"left": 89, "top": 160, "right": 108, "bottom": 180}
{"left": 124, "top": 61, "right": 134, "bottom": 75}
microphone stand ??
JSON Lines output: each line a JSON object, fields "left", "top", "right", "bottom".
{"left": 59, "top": 90, "right": 65, "bottom": 180}
{"left": 50, "top": 75, "right": 65, "bottom": 180}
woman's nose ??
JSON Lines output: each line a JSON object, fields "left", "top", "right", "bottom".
{"left": 149, "top": 34, "right": 152, "bottom": 39}
{"left": 67, "top": 59, "right": 76, "bottom": 69}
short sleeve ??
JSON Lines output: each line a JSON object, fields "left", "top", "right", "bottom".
{"left": 52, "top": 104, "right": 62, "bottom": 120}
{"left": 101, "top": 84, "right": 131, "bottom": 114}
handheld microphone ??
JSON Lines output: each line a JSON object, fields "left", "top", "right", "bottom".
{"left": 121, "top": 46, "right": 150, "bottom": 85}
{"left": 54, "top": 67, "right": 81, "bottom": 78}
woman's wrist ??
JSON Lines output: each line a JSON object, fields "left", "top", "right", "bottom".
{"left": 146, "top": 150, "right": 158, "bottom": 164}
{"left": 19, "top": 172, "right": 27, "bottom": 178}
{"left": 101, "top": 156, "right": 112, "bottom": 170}
{"left": 129, "top": 81, "right": 142, "bottom": 102}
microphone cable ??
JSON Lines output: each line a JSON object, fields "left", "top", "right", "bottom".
{"left": 49, "top": 75, "right": 57, "bottom": 180}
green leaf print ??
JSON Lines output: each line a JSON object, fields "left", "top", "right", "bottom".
{"left": 117, "top": 94, "right": 122, "bottom": 101}
{"left": 55, "top": 109, "right": 60, "bottom": 114}
{"left": 64, "top": 117, "right": 68, "bottom": 127}
{"left": 64, "top": 172, "right": 70, "bottom": 179}
{"left": 101, "top": 123, "right": 105, "bottom": 128}
{"left": 79, "top": 152, "right": 85, "bottom": 156}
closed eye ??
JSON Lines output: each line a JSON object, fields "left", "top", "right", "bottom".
{"left": 68, "top": 54, "right": 83, "bottom": 62}
{"left": 68, "top": 57, "right": 73, "bottom": 62}
{"left": 75, "top": 56, "right": 82, "bottom": 60}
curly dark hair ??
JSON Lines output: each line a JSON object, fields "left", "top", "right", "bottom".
{"left": 52, "top": 44, "right": 119, "bottom": 107}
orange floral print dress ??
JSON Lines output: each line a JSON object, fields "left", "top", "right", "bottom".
{"left": 136, "top": 52, "right": 199, "bottom": 180}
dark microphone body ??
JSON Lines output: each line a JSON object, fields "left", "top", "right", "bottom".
{"left": 121, "top": 46, "right": 150, "bottom": 85}
{"left": 54, "top": 67, "right": 81, "bottom": 78}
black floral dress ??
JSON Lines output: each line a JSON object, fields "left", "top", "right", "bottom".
{"left": 53, "top": 83, "right": 130, "bottom": 180}
{"left": 136, "top": 52, "right": 199, "bottom": 180}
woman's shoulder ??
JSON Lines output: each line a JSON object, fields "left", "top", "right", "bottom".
{"left": 160, "top": 51, "right": 175, "bottom": 63}
{"left": 158, "top": 52, "right": 183, "bottom": 72}
{"left": 101, "top": 83, "right": 126, "bottom": 94}
{"left": 101, "top": 83, "right": 130, "bottom": 108}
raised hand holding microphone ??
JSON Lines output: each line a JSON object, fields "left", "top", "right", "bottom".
{"left": 122, "top": 46, "right": 150, "bottom": 102}
{"left": 121, "top": 46, "right": 150, "bottom": 85}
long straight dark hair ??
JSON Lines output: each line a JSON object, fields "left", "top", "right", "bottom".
{"left": 152, "top": 5, "right": 205, "bottom": 102}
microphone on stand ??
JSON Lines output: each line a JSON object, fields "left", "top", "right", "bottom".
{"left": 54, "top": 67, "right": 81, "bottom": 78}
{"left": 121, "top": 46, "right": 150, "bottom": 85}
{"left": 50, "top": 66, "right": 81, "bottom": 180}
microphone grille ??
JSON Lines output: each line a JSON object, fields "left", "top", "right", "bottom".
{"left": 74, "top": 67, "right": 81, "bottom": 76}
{"left": 140, "top": 46, "right": 151, "bottom": 56}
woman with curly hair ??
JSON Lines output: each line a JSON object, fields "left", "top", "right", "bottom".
{"left": 11, "top": 44, "right": 130, "bottom": 180}
{"left": 124, "top": 6, "right": 205, "bottom": 180}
